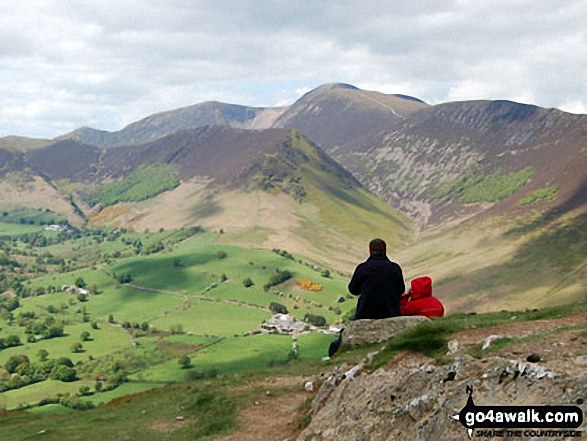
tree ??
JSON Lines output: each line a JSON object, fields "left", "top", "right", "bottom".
{"left": 75, "top": 277, "right": 86, "bottom": 289}
{"left": 51, "top": 364, "right": 77, "bottom": 382}
{"left": 4, "top": 334, "right": 21, "bottom": 347}
{"left": 178, "top": 354, "right": 191, "bottom": 369}
{"left": 94, "top": 381, "right": 102, "bottom": 392}
{"left": 88, "top": 283, "right": 99, "bottom": 295}
{"left": 140, "top": 322, "right": 149, "bottom": 332}
{"left": 5, "top": 355, "right": 29, "bottom": 374}
{"left": 71, "top": 342, "right": 84, "bottom": 353}
{"left": 37, "top": 349, "right": 49, "bottom": 361}
{"left": 269, "top": 302, "right": 288, "bottom": 314}
{"left": 55, "top": 357, "right": 74, "bottom": 367}
{"left": 303, "top": 313, "right": 327, "bottom": 327}
{"left": 78, "top": 385, "right": 91, "bottom": 396}
{"left": 243, "top": 277, "right": 254, "bottom": 288}
{"left": 43, "top": 324, "right": 64, "bottom": 339}
{"left": 216, "top": 250, "right": 227, "bottom": 259}
{"left": 80, "top": 331, "right": 91, "bottom": 341}
{"left": 108, "top": 314, "right": 115, "bottom": 323}
{"left": 320, "top": 268, "right": 331, "bottom": 278}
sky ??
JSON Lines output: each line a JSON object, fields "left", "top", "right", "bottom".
{"left": 1, "top": 0, "right": 586, "bottom": 139}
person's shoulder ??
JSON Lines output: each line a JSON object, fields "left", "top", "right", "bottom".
{"left": 387, "top": 260, "right": 403, "bottom": 270}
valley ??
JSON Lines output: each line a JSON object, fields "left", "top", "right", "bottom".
{"left": 0, "top": 83, "right": 585, "bottom": 438}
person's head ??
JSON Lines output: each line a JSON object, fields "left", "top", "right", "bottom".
{"left": 369, "top": 238, "right": 386, "bottom": 255}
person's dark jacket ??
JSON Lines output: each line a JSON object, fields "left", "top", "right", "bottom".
{"left": 348, "top": 253, "right": 405, "bottom": 320}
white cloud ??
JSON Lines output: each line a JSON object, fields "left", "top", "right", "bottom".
{"left": 0, "top": 0, "right": 586, "bottom": 138}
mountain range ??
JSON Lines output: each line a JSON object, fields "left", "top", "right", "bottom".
{"left": 0, "top": 83, "right": 585, "bottom": 312}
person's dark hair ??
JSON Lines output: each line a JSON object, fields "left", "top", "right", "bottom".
{"left": 369, "top": 238, "right": 386, "bottom": 254}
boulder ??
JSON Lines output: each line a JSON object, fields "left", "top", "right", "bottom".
{"left": 341, "top": 316, "right": 430, "bottom": 346}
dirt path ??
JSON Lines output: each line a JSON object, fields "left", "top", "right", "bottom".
{"left": 215, "top": 377, "right": 310, "bottom": 441}
{"left": 449, "top": 311, "right": 587, "bottom": 348}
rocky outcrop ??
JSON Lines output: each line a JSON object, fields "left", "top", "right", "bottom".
{"left": 300, "top": 347, "right": 587, "bottom": 440}
{"left": 341, "top": 316, "right": 430, "bottom": 346}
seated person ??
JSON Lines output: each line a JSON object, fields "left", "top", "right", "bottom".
{"left": 399, "top": 276, "right": 444, "bottom": 317}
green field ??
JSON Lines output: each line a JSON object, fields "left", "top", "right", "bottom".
{"left": 0, "top": 379, "right": 95, "bottom": 410}
{"left": 0, "top": 222, "right": 45, "bottom": 236}
{"left": 1, "top": 227, "right": 347, "bottom": 413}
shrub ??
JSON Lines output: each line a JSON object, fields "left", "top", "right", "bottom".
{"left": 178, "top": 355, "right": 191, "bottom": 369}
{"left": 294, "top": 278, "right": 323, "bottom": 292}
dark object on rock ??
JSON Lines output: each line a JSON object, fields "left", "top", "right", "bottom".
{"left": 390, "top": 394, "right": 396, "bottom": 401}
{"left": 527, "top": 353, "right": 541, "bottom": 363}
{"left": 577, "top": 398, "right": 584, "bottom": 405}
{"left": 512, "top": 369, "right": 521, "bottom": 380}
{"left": 442, "top": 371, "right": 456, "bottom": 383}
{"left": 328, "top": 328, "right": 345, "bottom": 358}
{"left": 499, "top": 369, "right": 509, "bottom": 384}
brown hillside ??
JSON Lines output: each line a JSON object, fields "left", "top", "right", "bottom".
{"left": 99, "top": 126, "right": 294, "bottom": 183}
{"left": 25, "top": 139, "right": 102, "bottom": 181}
{"left": 271, "top": 83, "right": 428, "bottom": 150}
{"left": 332, "top": 99, "right": 587, "bottom": 226}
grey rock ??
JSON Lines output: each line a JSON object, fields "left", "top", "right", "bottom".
{"left": 298, "top": 355, "right": 586, "bottom": 441}
{"left": 527, "top": 353, "right": 541, "bottom": 363}
{"left": 342, "top": 316, "right": 430, "bottom": 346}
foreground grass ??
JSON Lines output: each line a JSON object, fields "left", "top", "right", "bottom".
{"left": 368, "top": 300, "right": 587, "bottom": 370}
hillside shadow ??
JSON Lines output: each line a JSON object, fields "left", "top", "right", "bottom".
{"left": 192, "top": 195, "right": 223, "bottom": 219}
{"left": 440, "top": 215, "right": 587, "bottom": 306}
{"left": 506, "top": 178, "right": 587, "bottom": 237}
{"left": 112, "top": 252, "right": 217, "bottom": 291}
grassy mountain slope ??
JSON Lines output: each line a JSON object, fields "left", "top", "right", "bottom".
{"left": 0, "top": 136, "right": 50, "bottom": 152}
{"left": 86, "top": 129, "right": 412, "bottom": 268}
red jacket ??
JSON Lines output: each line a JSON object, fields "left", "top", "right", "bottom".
{"left": 399, "top": 276, "right": 444, "bottom": 317}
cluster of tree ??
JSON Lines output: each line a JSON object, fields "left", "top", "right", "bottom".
{"left": 0, "top": 334, "right": 21, "bottom": 350}
{"left": 185, "top": 368, "right": 220, "bottom": 381}
{"left": 21, "top": 314, "right": 65, "bottom": 340}
{"left": 272, "top": 248, "right": 295, "bottom": 260}
{"left": 121, "top": 321, "right": 149, "bottom": 332}
{"left": 115, "top": 272, "right": 133, "bottom": 284}
{"left": 87, "top": 163, "right": 180, "bottom": 207}
{"left": 0, "top": 296, "right": 19, "bottom": 312}
{"left": 0, "top": 354, "right": 77, "bottom": 393}
{"left": 144, "top": 241, "right": 164, "bottom": 255}
{"left": 263, "top": 269, "right": 293, "bottom": 291}
{"left": 303, "top": 313, "right": 327, "bottom": 327}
